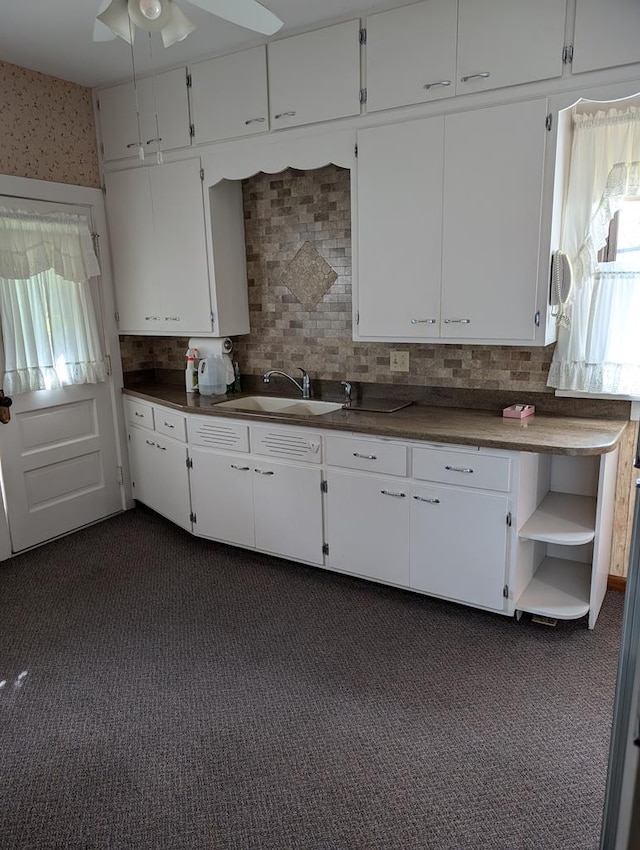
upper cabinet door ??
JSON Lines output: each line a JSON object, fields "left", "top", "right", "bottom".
{"left": 441, "top": 99, "right": 548, "bottom": 342}
{"left": 365, "top": 0, "right": 457, "bottom": 112}
{"left": 190, "top": 46, "right": 269, "bottom": 144}
{"left": 456, "top": 0, "right": 566, "bottom": 93}
{"left": 97, "top": 67, "right": 191, "bottom": 161}
{"left": 573, "top": 0, "right": 640, "bottom": 74}
{"left": 268, "top": 19, "right": 361, "bottom": 129}
{"left": 356, "top": 118, "right": 444, "bottom": 339}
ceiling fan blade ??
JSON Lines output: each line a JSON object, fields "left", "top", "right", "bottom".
{"left": 186, "top": 0, "right": 283, "bottom": 35}
{"left": 93, "top": 18, "right": 118, "bottom": 41}
{"left": 96, "top": 0, "right": 134, "bottom": 44}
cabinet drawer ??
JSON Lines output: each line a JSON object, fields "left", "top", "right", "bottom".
{"left": 155, "top": 407, "right": 187, "bottom": 442}
{"left": 188, "top": 416, "right": 249, "bottom": 452}
{"left": 250, "top": 426, "right": 322, "bottom": 463}
{"left": 325, "top": 435, "right": 407, "bottom": 476}
{"left": 124, "top": 397, "right": 155, "bottom": 430}
{"left": 412, "top": 447, "right": 510, "bottom": 492}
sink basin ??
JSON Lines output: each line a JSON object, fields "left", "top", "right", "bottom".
{"left": 213, "top": 396, "right": 344, "bottom": 416}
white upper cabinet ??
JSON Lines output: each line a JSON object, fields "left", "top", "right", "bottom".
{"left": 190, "top": 46, "right": 269, "bottom": 144}
{"left": 356, "top": 118, "right": 444, "bottom": 339}
{"left": 441, "top": 98, "right": 548, "bottom": 341}
{"left": 456, "top": 0, "right": 566, "bottom": 93}
{"left": 105, "top": 158, "right": 249, "bottom": 337}
{"left": 268, "top": 19, "right": 362, "bottom": 130}
{"left": 365, "top": 0, "right": 457, "bottom": 112}
{"left": 572, "top": 0, "right": 640, "bottom": 74}
{"left": 97, "top": 67, "right": 191, "bottom": 162}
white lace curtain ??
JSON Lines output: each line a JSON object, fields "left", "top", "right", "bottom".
{"left": 548, "top": 104, "right": 640, "bottom": 396}
{"left": 0, "top": 209, "right": 107, "bottom": 395}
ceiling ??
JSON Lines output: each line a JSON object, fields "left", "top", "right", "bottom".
{"left": 0, "top": 0, "right": 400, "bottom": 89}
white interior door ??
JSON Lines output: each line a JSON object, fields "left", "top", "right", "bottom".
{"left": 0, "top": 195, "right": 123, "bottom": 553}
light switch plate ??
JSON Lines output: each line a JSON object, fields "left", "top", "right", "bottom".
{"left": 390, "top": 351, "right": 409, "bottom": 372}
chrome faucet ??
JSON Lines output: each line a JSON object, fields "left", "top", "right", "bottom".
{"left": 341, "top": 381, "right": 353, "bottom": 406}
{"left": 262, "top": 367, "right": 312, "bottom": 399}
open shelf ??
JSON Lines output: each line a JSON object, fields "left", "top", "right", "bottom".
{"left": 519, "top": 491, "right": 596, "bottom": 545}
{"left": 515, "top": 557, "right": 591, "bottom": 620}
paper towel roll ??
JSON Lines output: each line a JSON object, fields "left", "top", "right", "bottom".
{"left": 188, "top": 337, "right": 233, "bottom": 358}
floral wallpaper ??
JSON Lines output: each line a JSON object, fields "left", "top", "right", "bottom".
{"left": 0, "top": 60, "right": 99, "bottom": 188}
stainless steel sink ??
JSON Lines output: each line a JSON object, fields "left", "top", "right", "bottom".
{"left": 213, "top": 396, "right": 344, "bottom": 416}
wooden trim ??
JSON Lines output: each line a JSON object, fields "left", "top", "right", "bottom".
{"left": 608, "top": 575, "right": 627, "bottom": 593}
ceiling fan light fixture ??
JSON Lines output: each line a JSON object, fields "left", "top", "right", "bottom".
{"left": 161, "top": 4, "right": 196, "bottom": 47}
{"left": 97, "top": 0, "right": 134, "bottom": 44}
{"left": 128, "top": 0, "right": 172, "bottom": 32}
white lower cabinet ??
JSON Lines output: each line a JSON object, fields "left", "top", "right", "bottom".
{"left": 189, "top": 446, "right": 324, "bottom": 565}
{"left": 325, "top": 469, "right": 411, "bottom": 586}
{"left": 127, "top": 425, "right": 192, "bottom": 532}
{"left": 409, "top": 484, "right": 508, "bottom": 611}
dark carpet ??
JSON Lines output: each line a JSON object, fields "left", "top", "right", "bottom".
{"left": 0, "top": 506, "right": 623, "bottom": 850}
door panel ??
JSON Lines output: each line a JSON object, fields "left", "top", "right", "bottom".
{"left": 1, "top": 384, "right": 122, "bottom": 552}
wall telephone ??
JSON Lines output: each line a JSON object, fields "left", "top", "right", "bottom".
{"left": 550, "top": 250, "right": 573, "bottom": 307}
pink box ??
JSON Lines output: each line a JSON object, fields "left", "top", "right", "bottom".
{"left": 503, "top": 404, "right": 535, "bottom": 419}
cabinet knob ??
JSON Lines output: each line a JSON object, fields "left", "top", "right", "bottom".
{"left": 274, "top": 111, "right": 296, "bottom": 119}
{"left": 460, "top": 72, "right": 491, "bottom": 82}
{"left": 381, "top": 490, "right": 406, "bottom": 498}
{"left": 423, "top": 80, "right": 451, "bottom": 90}
{"left": 244, "top": 117, "right": 266, "bottom": 125}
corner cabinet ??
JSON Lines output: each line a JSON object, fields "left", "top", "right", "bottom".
{"left": 105, "top": 158, "right": 249, "bottom": 337}
{"left": 96, "top": 67, "right": 191, "bottom": 162}
{"left": 355, "top": 98, "right": 551, "bottom": 344}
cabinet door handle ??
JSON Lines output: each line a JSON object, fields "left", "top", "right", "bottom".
{"left": 443, "top": 318, "right": 471, "bottom": 324}
{"left": 163, "top": 422, "right": 175, "bottom": 429}
{"left": 411, "top": 318, "right": 436, "bottom": 324}
{"left": 254, "top": 468, "right": 275, "bottom": 475}
{"left": 381, "top": 490, "right": 406, "bottom": 498}
{"left": 460, "top": 72, "right": 491, "bottom": 82}
{"left": 126, "top": 141, "right": 142, "bottom": 149}
{"left": 145, "top": 316, "right": 161, "bottom": 321}
{"left": 445, "top": 465, "right": 473, "bottom": 474}
{"left": 156, "top": 444, "right": 167, "bottom": 451}
{"left": 244, "top": 117, "right": 266, "bottom": 125}
{"left": 145, "top": 137, "right": 162, "bottom": 145}
{"left": 230, "top": 464, "right": 250, "bottom": 471}
{"left": 145, "top": 439, "right": 156, "bottom": 446}
{"left": 353, "top": 452, "right": 377, "bottom": 460}
{"left": 274, "top": 111, "right": 296, "bottom": 119}
{"left": 164, "top": 317, "right": 181, "bottom": 322}
{"left": 423, "top": 80, "right": 451, "bottom": 90}
{"left": 413, "top": 496, "right": 440, "bottom": 503}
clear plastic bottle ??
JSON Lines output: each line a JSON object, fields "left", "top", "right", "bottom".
{"left": 185, "top": 349, "right": 198, "bottom": 393}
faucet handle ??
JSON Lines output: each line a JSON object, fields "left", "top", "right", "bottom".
{"left": 341, "top": 381, "right": 353, "bottom": 405}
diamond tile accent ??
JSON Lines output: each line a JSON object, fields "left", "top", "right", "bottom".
{"left": 279, "top": 241, "right": 338, "bottom": 311}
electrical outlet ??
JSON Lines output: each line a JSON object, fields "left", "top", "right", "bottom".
{"left": 390, "top": 350, "right": 409, "bottom": 372}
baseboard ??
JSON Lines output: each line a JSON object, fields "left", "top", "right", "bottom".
{"left": 608, "top": 575, "right": 627, "bottom": 593}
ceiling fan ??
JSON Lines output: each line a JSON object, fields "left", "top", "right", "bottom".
{"left": 94, "top": 0, "right": 283, "bottom": 48}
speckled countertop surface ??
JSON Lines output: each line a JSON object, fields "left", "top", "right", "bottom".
{"left": 123, "top": 385, "right": 630, "bottom": 456}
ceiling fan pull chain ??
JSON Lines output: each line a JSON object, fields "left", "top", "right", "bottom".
{"left": 129, "top": 16, "right": 144, "bottom": 161}
{"left": 147, "top": 31, "right": 164, "bottom": 165}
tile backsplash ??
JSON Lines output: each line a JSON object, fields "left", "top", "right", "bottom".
{"left": 0, "top": 60, "right": 99, "bottom": 188}
{"left": 120, "top": 164, "right": 555, "bottom": 393}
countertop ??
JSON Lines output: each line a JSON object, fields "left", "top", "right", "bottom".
{"left": 123, "top": 385, "right": 630, "bottom": 456}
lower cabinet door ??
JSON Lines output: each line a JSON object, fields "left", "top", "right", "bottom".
{"left": 325, "top": 470, "right": 410, "bottom": 586}
{"left": 128, "top": 426, "right": 192, "bottom": 531}
{"left": 189, "top": 447, "right": 255, "bottom": 547}
{"left": 252, "top": 460, "right": 324, "bottom": 565}
{"left": 410, "top": 484, "right": 508, "bottom": 611}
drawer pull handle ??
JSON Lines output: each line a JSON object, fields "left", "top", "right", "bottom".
{"left": 353, "top": 452, "right": 377, "bottom": 460}
{"left": 254, "top": 468, "right": 275, "bottom": 475}
{"left": 134, "top": 411, "right": 145, "bottom": 417}
{"left": 163, "top": 422, "right": 175, "bottom": 428}
{"left": 164, "top": 316, "right": 181, "bottom": 322}
{"left": 413, "top": 496, "right": 440, "bottom": 504}
{"left": 274, "top": 111, "right": 296, "bottom": 119}
{"left": 445, "top": 465, "right": 474, "bottom": 474}
{"left": 156, "top": 445, "right": 167, "bottom": 451}
{"left": 381, "top": 490, "right": 406, "bottom": 498}
{"left": 423, "top": 79, "right": 451, "bottom": 90}
{"left": 460, "top": 72, "right": 491, "bottom": 82}
{"left": 244, "top": 117, "right": 266, "bottom": 125}
{"left": 411, "top": 318, "right": 436, "bottom": 324}
{"left": 230, "top": 464, "right": 250, "bottom": 471}
{"left": 443, "top": 318, "right": 471, "bottom": 324}
{"left": 144, "top": 315, "right": 161, "bottom": 321}
{"left": 145, "top": 439, "right": 156, "bottom": 446}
